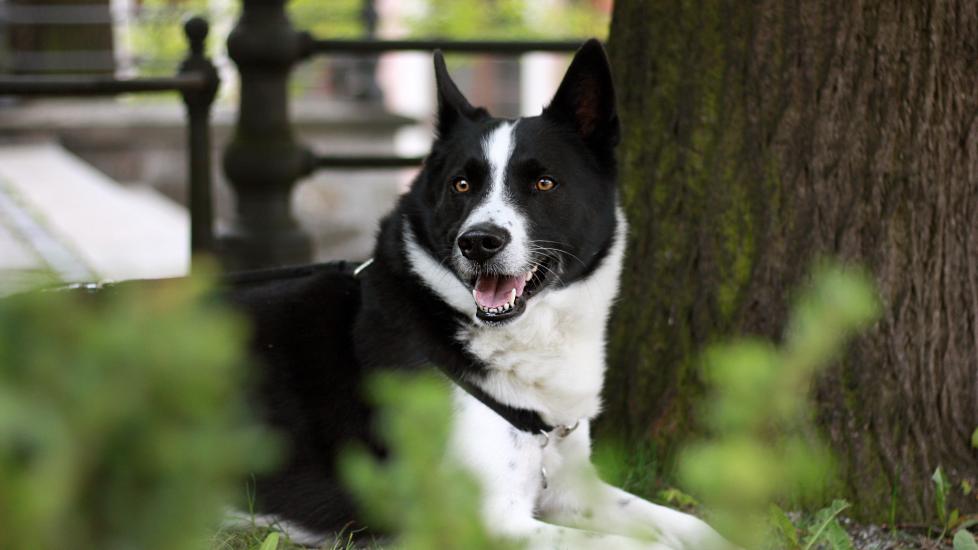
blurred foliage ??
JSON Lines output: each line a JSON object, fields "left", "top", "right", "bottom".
{"left": 289, "top": 0, "right": 363, "bottom": 38}
{"left": 126, "top": 0, "right": 362, "bottom": 76}
{"left": 0, "top": 272, "right": 275, "bottom": 550}
{"left": 407, "top": 0, "right": 609, "bottom": 39}
{"left": 678, "top": 262, "right": 881, "bottom": 548}
{"left": 127, "top": 0, "right": 214, "bottom": 76}
{"left": 340, "top": 372, "right": 521, "bottom": 550}
{"left": 125, "top": 0, "right": 605, "bottom": 76}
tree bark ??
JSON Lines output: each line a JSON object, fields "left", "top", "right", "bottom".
{"left": 603, "top": 0, "right": 978, "bottom": 522}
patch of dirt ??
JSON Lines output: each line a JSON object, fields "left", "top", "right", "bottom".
{"left": 839, "top": 518, "right": 954, "bottom": 550}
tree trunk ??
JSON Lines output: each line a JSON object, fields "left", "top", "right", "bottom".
{"left": 603, "top": 0, "right": 978, "bottom": 522}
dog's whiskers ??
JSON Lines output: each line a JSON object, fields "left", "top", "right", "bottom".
{"left": 528, "top": 243, "right": 587, "bottom": 269}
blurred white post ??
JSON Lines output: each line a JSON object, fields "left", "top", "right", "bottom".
{"left": 521, "top": 52, "right": 567, "bottom": 116}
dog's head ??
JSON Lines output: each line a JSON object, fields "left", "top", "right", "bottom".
{"left": 402, "top": 39, "right": 620, "bottom": 325}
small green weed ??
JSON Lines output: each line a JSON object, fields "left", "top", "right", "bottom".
{"left": 935, "top": 466, "right": 954, "bottom": 539}
{"left": 769, "top": 500, "right": 854, "bottom": 550}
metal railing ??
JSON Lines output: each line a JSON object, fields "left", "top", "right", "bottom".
{"left": 0, "top": 17, "right": 220, "bottom": 259}
{"left": 305, "top": 38, "right": 589, "bottom": 55}
{"left": 221, "top": 0, "right": 584, "bottom": 270}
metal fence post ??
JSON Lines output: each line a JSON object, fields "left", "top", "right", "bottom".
{"left": 178, "top": 16, "right": 220, "bottom": 260}
{"left": 221, "top": 0, "right": 312, "bottom": 270}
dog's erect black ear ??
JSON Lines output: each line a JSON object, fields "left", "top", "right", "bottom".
{"left": 433, "top": 51, "right": 485, "bottom": 137}
{"left": 543, "top": 39, "right": 619, "bottom": 148}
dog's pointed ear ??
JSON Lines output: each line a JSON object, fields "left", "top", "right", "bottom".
{"left": 543, "top": 39, "right": 619, "bottom": 148}
{"left": 434, "top": 50, "right": 485, "bottom": 137}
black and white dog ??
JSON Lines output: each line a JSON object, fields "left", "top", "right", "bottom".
{"left": 231, "top": 40, "right": 729, "bottom": 550}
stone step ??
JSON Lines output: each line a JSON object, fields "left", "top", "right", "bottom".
{"left": 0, "top": 141, "right": 188, "bottom": 286}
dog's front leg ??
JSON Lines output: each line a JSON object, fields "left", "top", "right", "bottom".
{"left": 536, "top": 422, "right": 734, "bottom": 550}
{"left": 485, "top": 500, "right": 678, "bottom": 550}
{"left": 449, "top": 391, "right": 670, "bottom": 549}
{"left": 541, "top": 481, "right": 735, "bottom": 550}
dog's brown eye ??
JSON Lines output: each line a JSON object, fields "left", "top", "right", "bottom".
{"left": 452, "top": 178, "right": 471, "bottom": 193}
{"left": 535, "top": 177, "right": 557, "bottom": 192}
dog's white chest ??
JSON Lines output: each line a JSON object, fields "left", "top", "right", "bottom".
{"left": 459, "top": 294, "right": 608, "bottom": 425}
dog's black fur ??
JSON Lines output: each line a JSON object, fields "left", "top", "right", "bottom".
{"left": 227, "top": 39, "right": 621, "bottom": 536}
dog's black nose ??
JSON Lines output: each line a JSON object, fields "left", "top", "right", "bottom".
{"left": 457, "top": 224, "right": 510, "bottom": 262}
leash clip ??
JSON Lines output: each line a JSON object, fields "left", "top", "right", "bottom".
{"left": 538, "top": 429, "right": 550, "bottom": 490}
{"left": 554, "top": 419, "right": 581, "bottom": 439}
{"left": 538, "top": 419, "right": 582, "bottom": 490}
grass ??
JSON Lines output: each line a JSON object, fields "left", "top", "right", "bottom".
{"left": 212, "top": 525, "right": 367, "bottom": 550}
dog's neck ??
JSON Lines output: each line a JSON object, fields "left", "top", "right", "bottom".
{"left": 392, "top": 208, "right": 628, "bottom": 427}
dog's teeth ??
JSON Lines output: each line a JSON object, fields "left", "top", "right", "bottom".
{"left": 525, "top": 271, "right": 533, "bottom": 282}
{"left": 473, "top": 289, "right": 478, "bottom": 302}
{"left": 510, "top": 288, "right": 516, "bottom": 304}
{"left": 531, "top": 266, "right": 538, "bottom": 272}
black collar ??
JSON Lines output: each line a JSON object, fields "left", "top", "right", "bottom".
{"left": 439, "top": 361, "right": 556, "bottom": 435}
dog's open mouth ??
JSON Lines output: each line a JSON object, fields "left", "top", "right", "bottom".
{"left": 470, "top": 264, "right": 548, "bottom": 322}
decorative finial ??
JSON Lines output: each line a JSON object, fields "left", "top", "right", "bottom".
{"left": 183, "top": 16, "right": 209, "bottom": 56}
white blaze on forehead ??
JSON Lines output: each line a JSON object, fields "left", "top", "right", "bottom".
{"left": 457, "top": 120, "right": 530, "bottom": 273}
{"left": 484, "top": 121, "right": 516, "bottom": 198}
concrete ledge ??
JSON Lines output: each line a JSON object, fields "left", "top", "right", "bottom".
{"left": 0, "top": 142, "right": 188, "bottom": 282}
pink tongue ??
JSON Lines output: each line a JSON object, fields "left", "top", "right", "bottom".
{"left": 474, "top": 274, "right": 527, "bottom": 308}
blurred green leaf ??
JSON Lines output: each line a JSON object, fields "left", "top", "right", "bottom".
{"left": 769, "top": 504, "right": 800, "bottom": 548}
{"left": 934, "top": 466, "right": 951, "bottom": 532}
{"left": 657, "top": 487, "right": 699, "bottom": 510}
{"left": 954, "top": 530, "right": 978, "bottom": 550}
{"left": 802, "top": 500, "right": 851, "bottom": 550}
{"left": 821, "top": 519, "right": 855, "bottom": 550}
{"left": 257, "top": 532, "right": 280, "bottom": 550}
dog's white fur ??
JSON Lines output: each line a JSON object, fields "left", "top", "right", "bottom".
{"left": 401, "top": 121, "right": 731, "bottom": 550}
